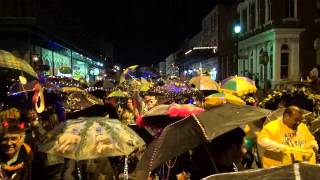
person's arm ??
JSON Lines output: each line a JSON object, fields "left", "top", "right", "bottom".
{"left": 258, "top": 127, "right": 287, "bottom": 153}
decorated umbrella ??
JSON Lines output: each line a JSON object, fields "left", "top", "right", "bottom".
{"left": 60, "top": 87, "right": 104, "bottom": 113}
{"left": 39, "top": 117, "right": 145, "bottom": 160}
{"left": 0, "top": 50, "right": 38, "bottom": 80}
{"left": 136, "top": 103, "right": 204, "bottom": 128}
{"left": 203, "top": 163, "right": 320, "bottom": 180}
{"left": 46, "top": 76, "right": 86, "bottom": 89}
{"left": 205, "top": 93, "right": 246, "bottom": 108}
{"left": 135, "top": 104, "right": 270, "bottom": 179}
{"left": 221, "top": 76, "right": 257, "bottom": 96}
{"left": 189, "top": 75, "right": 219, "bottom": 91}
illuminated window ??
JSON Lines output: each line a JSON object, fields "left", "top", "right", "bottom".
{"left": 280, "top": 45, "right": 289, "bottom": 79}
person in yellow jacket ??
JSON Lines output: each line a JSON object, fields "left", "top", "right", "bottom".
{"left": 258, "top": 106, "right": 318, "bottom": 168}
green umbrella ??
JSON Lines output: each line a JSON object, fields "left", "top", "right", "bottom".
{"left": 107, "top": 90, "right": 128, "bottom": 98}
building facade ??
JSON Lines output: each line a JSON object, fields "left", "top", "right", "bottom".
{"left": 237, "top": 0, "right": 320, "bottom": 88}
{"left": 173, "top": 1, "right": 238, "bottom": 81}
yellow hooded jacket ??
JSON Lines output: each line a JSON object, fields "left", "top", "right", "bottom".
{"left": 258, "top": 118, "right": 318, "bottom": 168}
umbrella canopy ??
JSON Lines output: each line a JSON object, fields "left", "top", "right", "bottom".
{"left": 60, "top": 87, "right": 104, "bottom": 113}
{"left": 205, "top": 93, "right": 246, "bottom": 108}
{"left": 137, "top": 103, "right": 204, "bottom": 128}
{"left": 189, "top": 75, "right": 219, "bottom": 91}
{"left": 39, "top": 117, "right": 145, "bottom": 160}
{"left": 135, "top": 104, "right": 271, "bottom": 177}
{"left": 221, "top": 76, "right": 257, "bottom": 96}
{"left": 203, "top": 163, "right": 320, "bottom": 180}
{"left": 120, "top": 65, "right": 139, "bottom": 83}
{"left": 93, "top": 80, "right": 115, "bottom": 89}
{"left": 107, "top": 90, "right": 128, "bottom": 98}
{"left": 0, "top": 50, "right": 38, "bottom": 80}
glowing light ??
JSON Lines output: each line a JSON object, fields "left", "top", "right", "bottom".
{"left": 234, "top": 25, "right": 241, "bottom": 34}
{"left": 185, "top": 49, "right": 192, "bottom": 55}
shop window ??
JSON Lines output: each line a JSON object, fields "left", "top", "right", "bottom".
{"left": 285, "top": 0, "right": 295, "bottom": 18}
{"left": 280, "top": 45, "right": 289, "bottom": 79}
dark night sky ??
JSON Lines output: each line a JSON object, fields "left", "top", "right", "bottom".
{"left": 62, "top": 0, "right": 217, "bottom": 66}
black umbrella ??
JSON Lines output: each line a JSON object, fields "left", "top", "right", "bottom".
{"left": 203, "top": 163, "right": 320, "bottom": 180}
{"left": 135, "top": 104, "right": 271, "bottom": 178}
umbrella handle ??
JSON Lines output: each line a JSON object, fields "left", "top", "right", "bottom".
{"left": 203, "top": 144, "right": 219, "bottom": 174}
{"left": 76, "top": 161, "right": 82, "bottom": 180}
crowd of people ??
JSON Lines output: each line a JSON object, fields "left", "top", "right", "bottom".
{"left": 1, "top": 65, "right": 320, "bottom": 180}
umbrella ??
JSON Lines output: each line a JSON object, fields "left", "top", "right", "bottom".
{"left": 203, "top": 163, "right": 320, "bottom": 180}
{"left": 189, "top": 75, "right": 219, "bottom": 91}
{"left": 136, "top": 103, "right": 204, "bottom": 128}
{"left": 39, "top": 117, "right": 145, "bottom": 160}
{"left": 205, "top": 93, "right": 246, "bottom": 108}
{"left": 120, "top": 65, "right": 139, "bottom": 83}
{"left": 221, "top": 76, "right": 257, "bottom": 96}
{"left": 46, "top": 76, "right": 87, "bottom": 88}
{"left": 135, "top": 104, "right": 271, "bottom": 177}
{"left": 0, "top": 50, "right": 38, "bottom": 80}
{"left": 107, "top": 90, "right": 128, "bottom": 98}
{"left": 60, "top": 87, "right": 104, "bottom": 113}
{"left": 93, "top": 80, "right": 115, "bottom": 89}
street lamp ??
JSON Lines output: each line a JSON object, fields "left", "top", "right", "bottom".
{"left": 234, "top": 25, "right": 241, "bottom": 34}
{"left": 234, "top": 25, "right": 241, "bottom": 75}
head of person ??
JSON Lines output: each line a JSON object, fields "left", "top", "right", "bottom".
{"left": 210, "top": 127, "right": 246, "bottom": 165}
{"left": 309, "top": 68, "right": 319, "bottom": 82}
{"left": 0, "top": 121, "right": 26, "bottom": 160}
{"left": 127, "top": 98, "right": 134, "bottom": 111}
{"left": 283, "top": 106, "right": 303, "bottom": 130}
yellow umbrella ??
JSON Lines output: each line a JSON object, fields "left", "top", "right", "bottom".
{"left": 205, "top": 92, "right": 246, "bottom": 108}
{"left": 120, "top": 65, "right": 139, "bottom": 83}
{"left": 107, "top": 90, "right": 128, "bottom": 98}
{"left": 0, "top": 50, "right": 38, "bottom": 79}
{"left": 189, "top": 75, "right": 219, "bottom": 90}
{"left": 221, "top": 76, "right": 257, "bottom": 96}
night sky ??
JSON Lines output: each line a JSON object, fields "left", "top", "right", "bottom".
{"left": 63, "top": 0, "right": 217, "bottom": 66}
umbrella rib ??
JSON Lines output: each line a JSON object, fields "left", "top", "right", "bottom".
{"left": 192, "top": 114, "right": 210, "bottom": 141}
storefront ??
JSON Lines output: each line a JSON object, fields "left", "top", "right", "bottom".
{"left": 184, "top": 57, "right": 219, "bottom": 80}
{"left": 36, "top": 46, "right": 103, "bottom": 82}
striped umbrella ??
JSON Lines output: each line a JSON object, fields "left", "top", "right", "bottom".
{"left": 0, "top": 50, "right": 38, "bottom": 79}
{"left": 221, "top": 76, "right": 257, "bottom": 96}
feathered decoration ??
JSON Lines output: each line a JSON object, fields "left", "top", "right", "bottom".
{"left": 167, "top": 104, "right": 204, "bottom": 118}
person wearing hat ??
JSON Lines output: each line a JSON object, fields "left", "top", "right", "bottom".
{"left": 0, "top": 118, "right": 32, "bottom": 180}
